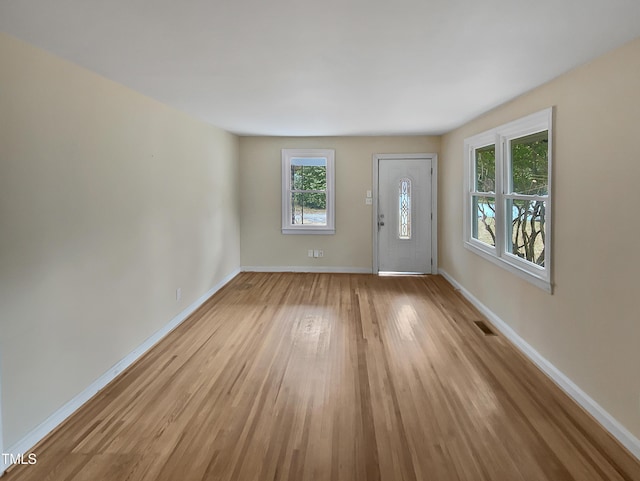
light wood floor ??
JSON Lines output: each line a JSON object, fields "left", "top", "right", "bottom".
{"left": 5, "top": 273, "right": 640, "bottom": 481}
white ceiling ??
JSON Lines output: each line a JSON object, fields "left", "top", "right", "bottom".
{"left": 1, "top": 0, "right": 640, "bottom": 136}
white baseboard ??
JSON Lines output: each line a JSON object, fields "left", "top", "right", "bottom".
{"left": 0, "top": 267, "right": 240, "bottom": 476}
{"left": 438, "top": 268, "right": 640, "bottom": 462}
{"left": 241, "top": 265, "right": 373, "bottom": 274}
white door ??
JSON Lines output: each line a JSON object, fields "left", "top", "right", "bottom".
{"left": 377, "top": 158, "right": 432, "bottom": 273}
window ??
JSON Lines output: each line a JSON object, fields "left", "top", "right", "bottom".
{"left": 399, "top": 178, "right": 411, "bottom": 239}
{"left": 464, "top": 108, "right": 552, "bottom": 292}
{"left": 282, "top": 149, "right": 335, "bottom": 234}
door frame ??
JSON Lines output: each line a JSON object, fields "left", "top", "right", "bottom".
{"left": 372, "top": 153, "right": 438, "bottom": 274}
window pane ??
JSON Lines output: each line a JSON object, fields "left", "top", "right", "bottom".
{"left": 507, "top": 199, "right": 546, "bottom": 266}
{"left": 510, "top": 131, "right": 548, "bottom": 195}
{"left": 291, "top": 164, "right": 303, "bottom": 190}
{"left": 471, "top": 196, "right": 496, "bottom": 247}
{"left": 291, "top": 193, "right": 327, "bottom": 225}
{"left": 398, "top": 178, "right": 411, "bottom": 239}
{"left": 302, "top": 165, "right": 326, "bottom": 191}
{"left": 291, "top": 158, "right": 327, "bottom": 191}
{"left": 475, "top": 145, "right": 495, "bottom": 192}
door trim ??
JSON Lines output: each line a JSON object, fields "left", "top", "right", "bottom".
{"left": 1, "top": 353, "right": 4, "bottom": 474}
{"left": 372, "top": 153, "right": 438, "bottom": 274}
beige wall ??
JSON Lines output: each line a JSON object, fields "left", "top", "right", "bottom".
{"left": 0, "top": 34, "right": 240, "bottom": 447}
{"left": 440, "top": 37, "right": 640, "bottom": 440}
{"left": 239, "top": 136, "right": 439, "bottom": 270}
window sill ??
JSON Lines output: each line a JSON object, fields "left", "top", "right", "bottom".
{"left": 463, "top": 241, "right": 552, "bottom": 293}
{"left": 282, "top": 228, "right": 335, "bottom": 235}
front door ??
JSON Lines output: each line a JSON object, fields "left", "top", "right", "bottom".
{"left": 377, "top": 157, "right": 432, "bottom": 273}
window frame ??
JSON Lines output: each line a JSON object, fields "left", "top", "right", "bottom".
{"left": 463, "top": 108, "right": 553, "bottom": 292}
{"left": 281, "top": 148, "right": 335, "bottom": 235}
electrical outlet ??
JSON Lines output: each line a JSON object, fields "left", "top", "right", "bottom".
{"left": 313, "top": 249, "right": 319, "bottom": 258}
{"left": 318, "top": 250, "right": 324, "bottom": 258}
{"left": 308, "top": 249, "right": 314, "bottom": 257}
{"left": 176, "top": 288, "right": 182, "bottom": 301}
{"left": 365, "top": 198, "right": 373, "bottom": 205}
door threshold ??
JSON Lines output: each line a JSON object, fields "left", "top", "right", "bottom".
{"left": 378, "top": 271, "right": 430, "bottom": 276}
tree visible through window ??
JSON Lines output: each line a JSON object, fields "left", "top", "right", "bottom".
{"left": 472, "top": 145, "right": 496, "bottom": 247}
{"left": 507, "top": 132, "right": 548, "bottom": 266}
{"left": 291, "top": 158, "right": 327, "bottom": 225}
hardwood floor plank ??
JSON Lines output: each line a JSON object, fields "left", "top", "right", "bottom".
{"left": 4, "top": 273, "right": 640, "bottom": 481}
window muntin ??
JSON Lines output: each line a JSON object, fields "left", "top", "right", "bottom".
{"left": 282, "top": 149, "right": 335, "bottom": 234}
{"left": 399, "top": 178, "right": 411, "bottom": 239}
{"left": 464, "top": 108, "right": 552, "bottom": 292}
